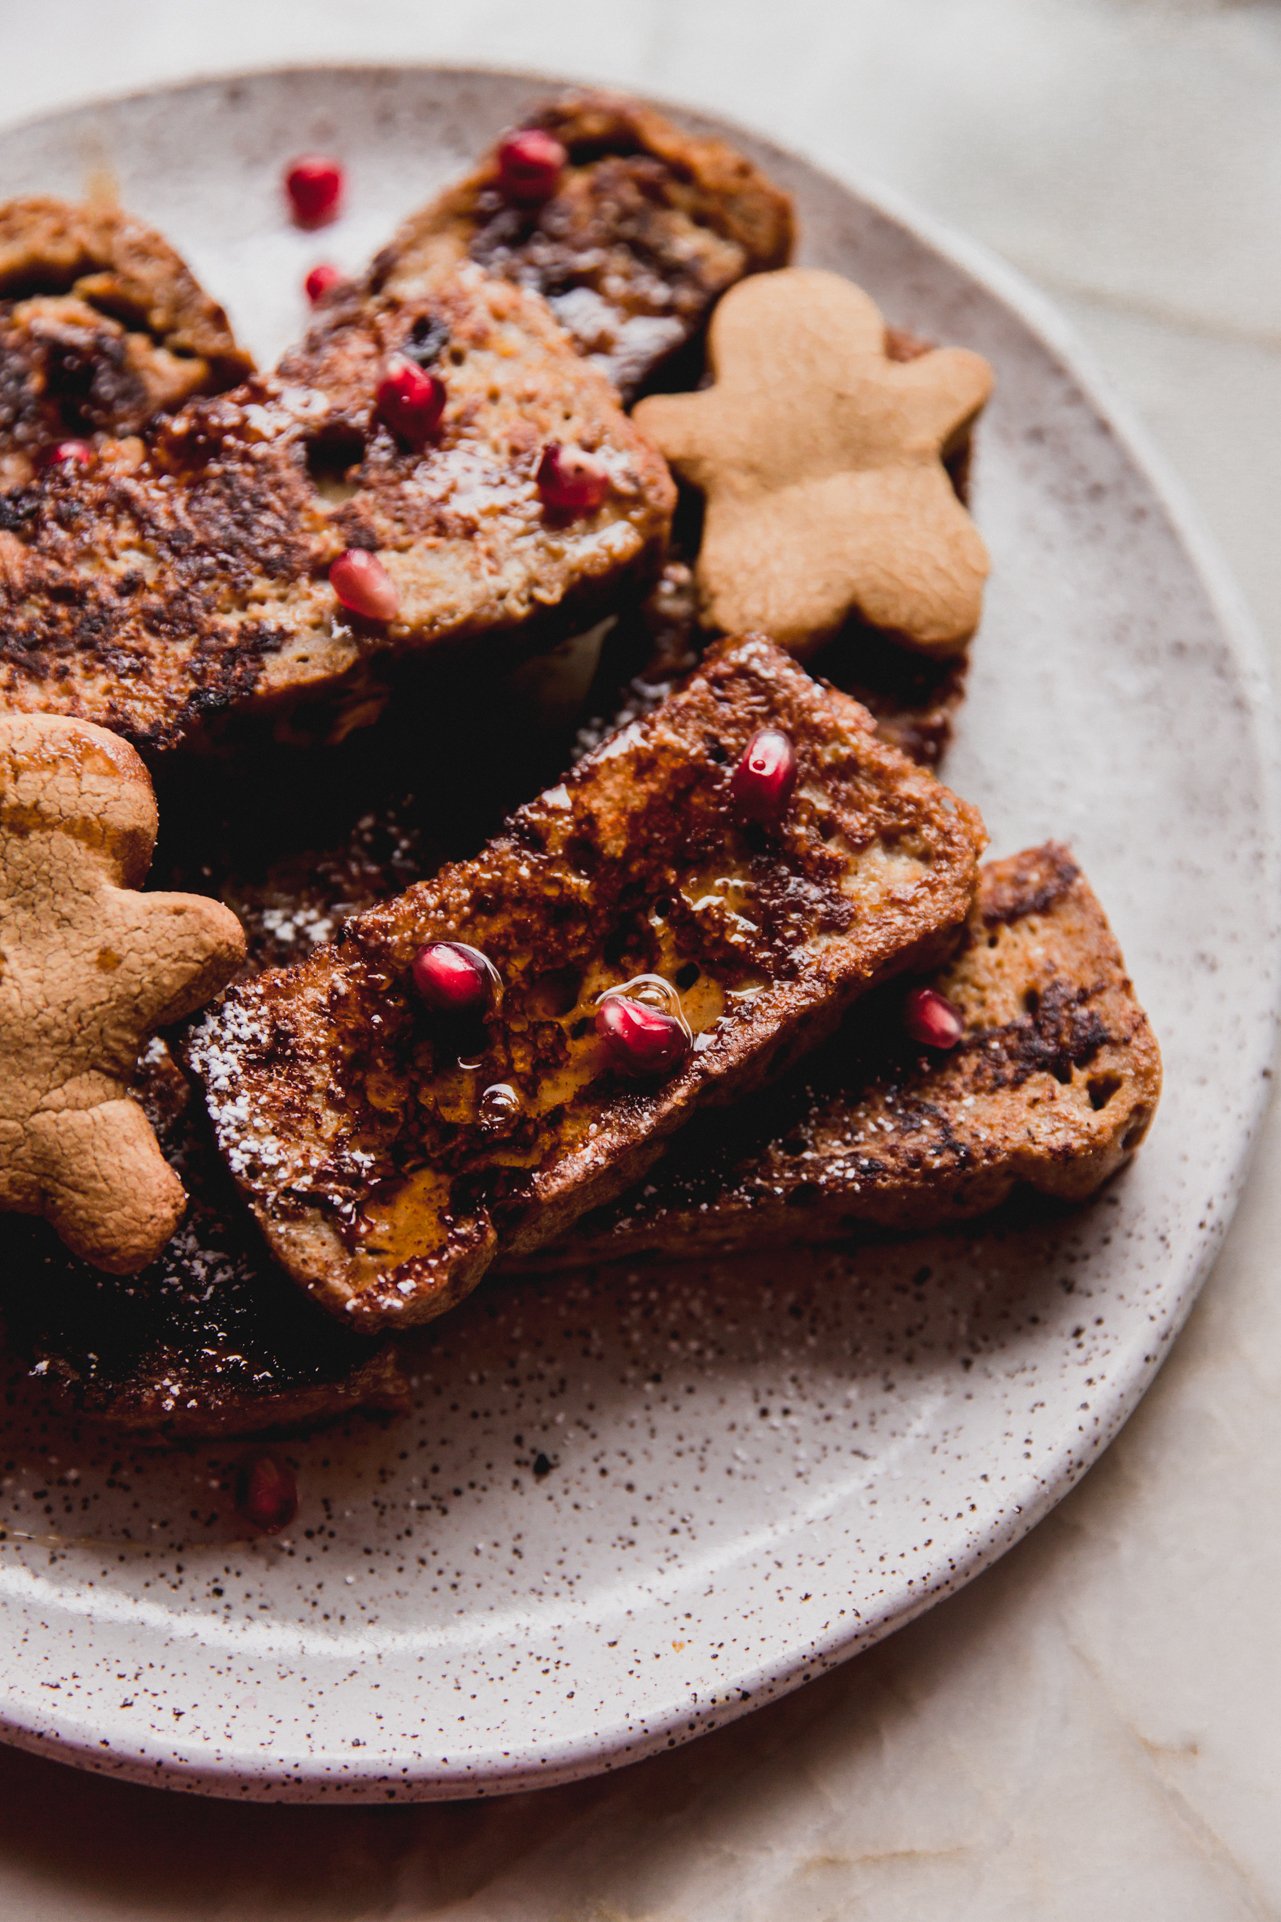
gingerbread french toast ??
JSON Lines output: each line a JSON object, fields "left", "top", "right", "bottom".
{"left": 0, "top": 97, "right": 1165, "bottom": 1462}
{"left": 0, "top": 196, "right": 251, "bottom": 488}
{"left": 534, "top": 845, "right": 1162, "bottom": 1265}
{"left": 187, "top": 636, "right": 985, "bottom": 1331}
{"left": 370, "top": 91, "right": 795, "bottom": 401}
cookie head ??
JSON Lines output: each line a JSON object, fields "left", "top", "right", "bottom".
{"left": 0, "top": 711, "right": 245, "bottom": 1273}
{"left": 0, "top": 709, "right": 158, "bottom": 883}
{"left": 634, "top": 268, "right": 994, "bottom": 655}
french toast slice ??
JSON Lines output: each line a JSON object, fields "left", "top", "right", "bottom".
{"left": 0, "top": 196, "right": 251, "bottom": 488}
{"left": 369, "top": 91, "right": 795, "bottom": 401}
{"left": 0, "top": 263, "right": 673, "bottom": 750}
{"left": 187, "top": 636, "right": 985, "bottom": 1331}
{"left": 1, "top": 1043, "right": 405, "bottom": 1437}
{"left": 4, "top": 844, "right": 1156, "bottom": 1437}
{"left": 542, "top": 844, "right": 1161, "bottom": 1264}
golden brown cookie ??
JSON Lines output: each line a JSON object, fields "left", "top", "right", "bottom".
{"left": 634, "top": 268, "right": 994, "bottom": 654}
{"left": 0, "top": 713, "right": 244, "bottom": 1273}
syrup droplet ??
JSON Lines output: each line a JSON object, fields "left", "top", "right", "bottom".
{"left": 478, "top": 1082, "right": 522, "bottom": 1130}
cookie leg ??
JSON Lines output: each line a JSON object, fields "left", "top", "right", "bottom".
{"left": 27, "top": 1098, "right": 187, "bottom": 1274}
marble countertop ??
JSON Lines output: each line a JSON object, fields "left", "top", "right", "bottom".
{"left": 1, "top": 2, "right": 1278, "bottom": 1914}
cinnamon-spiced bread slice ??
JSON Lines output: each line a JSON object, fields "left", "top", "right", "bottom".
{"left": 0, "top": 262, "right": 673, "bottom": 751}
{"left": 187, "top": 636, "right": 985, "bottom": 1331}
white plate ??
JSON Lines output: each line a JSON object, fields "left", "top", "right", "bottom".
{"left": 0, "top": 65, "right": 1275, "bottom": 1803}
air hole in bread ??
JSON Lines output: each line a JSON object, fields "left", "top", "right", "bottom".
{"left": 1023, "top": 987, "right": 1040, "bottom": 1015}
{"left": 1087, "top": 1073, "right": 1122, "bottom": 1111}
{"left": 530, "top": 966, "right": 583, "bottom": 1018}
{"left": 674, "top": 961, "right": 700, "bottom": 990}
{"left": 784, "top": 1181, "right": 822, "bottom": 1209}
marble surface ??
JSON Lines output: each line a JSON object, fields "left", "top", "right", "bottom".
{"left": 1, "top": 0, "right": 1278, "bottom": 1913}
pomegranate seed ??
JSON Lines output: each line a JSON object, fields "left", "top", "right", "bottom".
{"left": 596, "top": 990, "right": 692, "bottom": 1080}
{"left": 411, "top": 941, "right": 500, "bottom": 1019}
{"left": 330, "top": 548, "right": 398, "bottom": 623}
{"left": 40, "top": 438, "right": 93, "bottom": 470}
{"left": 236, "top": 1453, "right": 298, "bottom": 1534}
{"left": 304, "top": 262, "right": 343, "bottom": 304}
{"left": 904, "top": 986, "right": 964, "bottom": 1050}
{"left": 375, "top": 354, "right": 446, "bottom": 450}
{"left": 536, "top": 443, "right": 608, "bottom": 518}
{"left": 730, "top": 728, "right": 798, "bottom": 824}
{"left": 284, "top": 154, "right": 344, "bottom": 228}
{"left": 496, "top": 127, "right": 567, "bottom": 204}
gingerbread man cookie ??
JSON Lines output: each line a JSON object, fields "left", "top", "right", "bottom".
{"left": 634, "top": 268, "right": 994, "bottom": 654}
{"left": 0, "top": 713, "right": 244, "bottom": 1273}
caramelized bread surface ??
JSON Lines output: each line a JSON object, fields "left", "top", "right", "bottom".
{"left": 0, "top": 196, "right": 251, "bottom": 488}
{"left": 188, "top": 637, "right": 985, "bottom": 1330}
{"left": 372, "top": 91, "right": 794, "bottom": 400}
{"left": 0, "top": 261, "right": 673, "bottom": 751}
{"left": 545, "top": 845, "right": 1161, "bottom": 1263}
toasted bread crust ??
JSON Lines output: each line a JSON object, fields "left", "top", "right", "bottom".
{"left": 0, "top": 197, "right": 251, "bottom": 487}
{"left": 371, "top": 92, "right": 794, "bottom": 400}
{"left": 544, "top": 845, "right": 1161, "bottom": 1263}
{"left": 0, "top": 264, "right": 673, "bottom": 750}
{"left": 188, "top": 637, "right": 984, "bottom": 1329}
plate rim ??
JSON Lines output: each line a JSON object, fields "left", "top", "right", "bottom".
{"left": 0, "top": 58, "right": 1277, "bottom": 1803}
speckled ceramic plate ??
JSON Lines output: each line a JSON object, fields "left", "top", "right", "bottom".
{"left": 0, "top": 65, "right": 1275, "bottom": 1804}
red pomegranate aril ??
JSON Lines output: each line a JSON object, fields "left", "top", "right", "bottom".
{"left": 330, "top": 548, "right": 398, "bottom": 623}
{"left": 40, "top": 438, "right": 93, "bottom": 470}
{"left": 236, "top": 1453, "right": 298, "bottom": 1534}
{"left": 304, "top": 262, "right": 343, "bottom": 304}
{"left": 411, "top": 941, "right": 499, "bottom": 1020}
{"left": 596, "top": 992, "right": 692, "bottom": 1080}
{"left": 284, "top": 154, "right": 344, "bottom": 228}
{"left": 375, "top": 355, "right": 446, "bottom": 449}
{"left": 904, "top": 986, "right": 964, "bottom": 1050}
{"left": 536, "top": 443, "right": 608, "bottom": 518}
{"left": 496, "top": 127, "right": 567, "bottom": 204}
{"left": 730, "top": 728, "right": 798, "bottom": 824}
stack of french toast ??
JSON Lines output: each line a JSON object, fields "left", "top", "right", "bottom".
{"left": 0, "top": 94, "right": 1161, "bottom": 1440}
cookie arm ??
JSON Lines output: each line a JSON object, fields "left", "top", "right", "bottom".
{"left": 25, "top": 1096, "right": 186, "bottom": 1273}
{"left": 632, "top": 390, "right": 726, "bottom": 484}
{"left": 893, "top": 347, "right": 994, "bottom": 448}
{"left": 110, "top": 891, "right": 246, "bottom": 1030}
